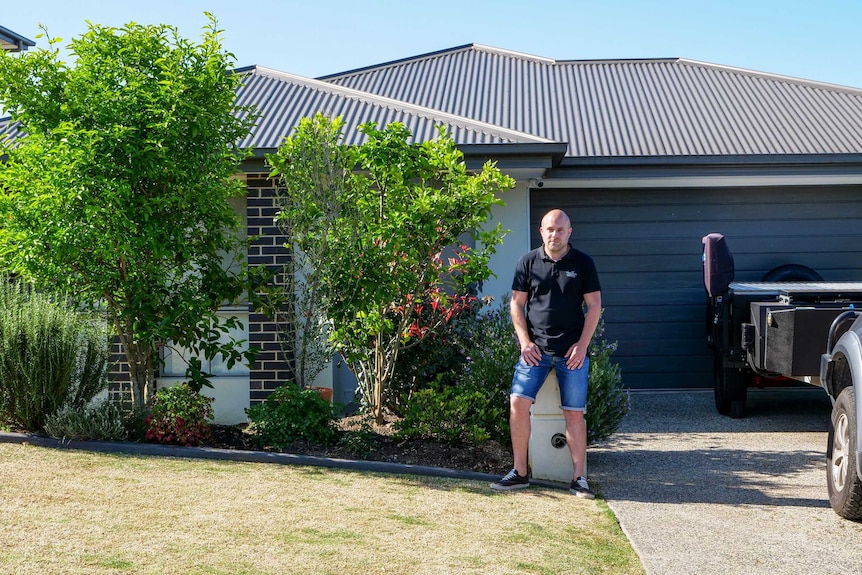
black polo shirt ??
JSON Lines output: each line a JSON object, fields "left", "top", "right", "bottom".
{"left": 512, "top": 244, "right": 601, "bottom": 356}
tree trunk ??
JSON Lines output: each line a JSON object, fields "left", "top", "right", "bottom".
{"left": 112, "top": 316, "right": 155, "bottom": 412}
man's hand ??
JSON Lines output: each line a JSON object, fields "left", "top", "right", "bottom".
{"left": 520, "top": 341, "right": 542, "bottom": 366}
{"left": 566, "top": 343, "right": 587, "bottom": 370}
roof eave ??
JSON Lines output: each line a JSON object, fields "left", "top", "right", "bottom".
{"left": 0, "top": 26, "right": 36, "bottom": 52}
{"left": 543, "top": 153, "right": 862, "bottom": 189}
{"left": 241, "top": 142, "right": 568, "bottom": 173}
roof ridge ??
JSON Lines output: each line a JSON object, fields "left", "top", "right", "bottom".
{"left": 675, "top": 58, "right": 862, "bottom": 95}
{"left": 244, "top": 66, "right": 555, "bottom": 144}
{"left": 317, "top": 44, "right": 477, "bottom": 80}
{"left": 557, "top": 57, "right": 681, "bottom": 65}
{"left": 467, "top": 44, "right": 556, "bottom": 64}
{"left": 318, "top": 43, "right": 558, "bottom": 81}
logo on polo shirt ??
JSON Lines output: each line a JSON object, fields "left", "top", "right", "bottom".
{"left": 565, "top": 271, "right": 578, "bottom": 279}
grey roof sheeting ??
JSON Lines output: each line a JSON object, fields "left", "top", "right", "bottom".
{"left": 0, "top": 25, "right": 35, "bottom": 52}
{"left": 3, "top": 66, "right": 554, "bottom": 158}
{"left": 234, "top": 66, "right": 553, "bottom": 153}
{"left": 0, "top": 117, "right": 23, "bottom": 148}
{"left": 321, "top": 44, "right": 862, "bottom": 158}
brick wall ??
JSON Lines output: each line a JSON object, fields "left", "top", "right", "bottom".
{"left": 107, "top": 336, "right": 131, "bottom": 402}
{"left": 246, "top": 173, "right": 293, "bottom": 403}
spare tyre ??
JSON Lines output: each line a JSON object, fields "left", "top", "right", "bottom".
{"left": 760, "top": 263, "right": 823, "bottom": 282}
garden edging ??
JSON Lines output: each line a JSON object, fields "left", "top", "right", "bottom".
{"left": 0, "top": 430, "right": 568, "bottom": 490}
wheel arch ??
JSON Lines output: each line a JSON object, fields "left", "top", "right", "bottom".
{"left": 829, "top": 332, "right": 862, "bottom": 483}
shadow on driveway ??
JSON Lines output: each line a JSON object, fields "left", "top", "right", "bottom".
{"left": 587, "top": 388, "right": 862, "bottom": 575}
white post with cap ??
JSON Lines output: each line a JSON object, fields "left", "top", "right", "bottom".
{"left": 528, "top": 371, "right": 583, "bottom": 482}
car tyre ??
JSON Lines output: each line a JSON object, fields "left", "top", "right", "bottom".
{"left": 760, "top": 264, "right": 822, "bottom": 282}
{"left": 827, "top": 386, "right": 862, "bottom": 520}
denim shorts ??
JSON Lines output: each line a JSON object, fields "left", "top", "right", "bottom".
{"left": 510, "top": 353, "right": 589, "bottom": 411}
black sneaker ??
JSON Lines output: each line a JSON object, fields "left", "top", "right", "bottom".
{"left": 491, "top": 469, "right": 530, "bottom": 491}
{"left": 570, "top": 476, "right": 595, "bottom": 499}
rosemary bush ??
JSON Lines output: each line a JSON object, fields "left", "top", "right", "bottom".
{"left": 585, "top": 321, "right": 629, "bottom": 444}
{"left": 0, "top": 277, "right": 110, "bottom": 431}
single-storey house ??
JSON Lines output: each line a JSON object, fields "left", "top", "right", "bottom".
{"left": 6, "top": 42, "right": 862, "bottom": 422}
{"left": 0, "top": 25, "right": 34, "bottom": 52}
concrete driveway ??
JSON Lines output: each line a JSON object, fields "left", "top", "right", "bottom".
{"left": 588, "top": 388, "right": 862, "bottom": 575}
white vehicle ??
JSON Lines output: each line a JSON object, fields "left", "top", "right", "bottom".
{"left": 820, "top": 313, "right": 862, "bottom": 520}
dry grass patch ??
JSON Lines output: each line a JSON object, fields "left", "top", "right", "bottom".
{"left": 0, "top": 443, "right": 643, "bottom": 575}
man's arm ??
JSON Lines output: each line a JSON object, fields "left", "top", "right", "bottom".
{"left": 511, "top": 290, "right": 541, "bottom": 366}
{"left": 565, "top": 290, "right": 602, "bottom": 369}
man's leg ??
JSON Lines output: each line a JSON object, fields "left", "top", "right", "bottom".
{"left": 491, "top": 356, "right": 550, "bottom": 490}
{"left": 510, "top": 395, "right": 534, "bottom": 476}
{"left": 563, "top": 408, "right": 587, "bottom": 480}
{"left": 555, "top": 357, "right": 594, "bottom": 497}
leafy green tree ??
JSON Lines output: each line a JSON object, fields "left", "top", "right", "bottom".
{"left": 267, "top": 116, "right": 352, "bottom": 390}
{"left": 0, "top": 14, "right": 256, "bottom": 410}
{"left": 268, "top": 114, "right": 514, "bottom": 422}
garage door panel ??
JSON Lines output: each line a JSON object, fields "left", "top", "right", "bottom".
{"left": 623, "top": 355, "right": 710, "bottom": 374}
{"left": 565, "top": 220, "right": 862, "bottom": 244}
{"left": 608, "top": 321, "right": 705, "bottom": 341}
{"left": 558, "top": 203, "right": 861, "bottom": 226}
{"left": 606, "top": 289, "right": 705, "bottom": 306}
{"left": 597, "top": 253, "right": 854, "bottom": 277}
{"left": 600, "top": 271, "right": 706, "bottom": 290}
{"left": 611, "top": 338, "right": 708, "bottom": 357}
{"left": 532, "top": 185, "right": 862, "bottom": 389}
{"left": 602, "top": 304, "right": 703, "bottom": 323}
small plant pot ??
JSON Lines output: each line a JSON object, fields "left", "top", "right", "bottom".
{"left": 310, "top": 386, "right": 334, "bottom": 403}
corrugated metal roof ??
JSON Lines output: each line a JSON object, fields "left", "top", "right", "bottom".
{"left": 235, "top": 66, "right": 554, "bottom": 151}
{"left": 0, "top": 117, "right": 23, "bottom": 147}
{"left": 320, "top": 44, "right": 862, "bottom": 158}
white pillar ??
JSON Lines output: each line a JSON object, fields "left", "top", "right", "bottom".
{"left": 528, "top": 371, "right": 584, "bottom": 482}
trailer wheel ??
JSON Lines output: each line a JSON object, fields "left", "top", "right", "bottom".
{"left": 827, "top": 386, "right": 862, "bottom": 520}
{"left": 760, "top": 264, "right": 822, "bottom": 282}
{"left": 713, "top": 353, "right": 748, "bottom": 418}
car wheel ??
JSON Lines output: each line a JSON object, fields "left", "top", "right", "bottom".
{"left": 760, "top": 264, "right": 822, "bottom": 282}
{"left": 714, "top": 353, "right": 747, "bottom": 418}
{"left": 827, "top": 386, "right": 862, "bottom": 520}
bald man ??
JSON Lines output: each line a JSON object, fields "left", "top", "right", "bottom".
{"left": 491, "top": 209, "right": 602, "bottom": 498}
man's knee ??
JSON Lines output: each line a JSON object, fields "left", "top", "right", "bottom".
{"left": 563, "top": 409, "right": 586, "bottom": 426}
{"left": 510, "top": 395, "right": 533, "bottom": 418}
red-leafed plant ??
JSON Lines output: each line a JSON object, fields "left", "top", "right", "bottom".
{"left": 145, "top": 383, "right": 214, "bottom": 446}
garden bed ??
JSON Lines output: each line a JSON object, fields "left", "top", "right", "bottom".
{"left": 207, "top": 414, "right": 512, "bottom": 475}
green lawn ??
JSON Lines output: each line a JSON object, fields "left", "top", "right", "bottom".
{"left": 0, "top": 443, "right": 644, "bottom": 575}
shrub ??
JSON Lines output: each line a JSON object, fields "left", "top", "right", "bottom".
{"left": 245, "top": 383, "right": 336, "bottom": 449}
{"left": 385, "top": 290, "right": 481, "bottom": 416}
{"left": 395, "top": 298, "right": 629, "bottom": 446}
{"left": 395, "top": 376, "right": 497, "bottom": 444}
{"left": 121, "top": 405, "right": 151, "bottom": 443}
{"left": 145, "top": 383, "right": 214, "bottom": 446}
{"left": 44, "top": 400, "right": 127, "bottom": 442}
{"left": 396, "top": 297, "right": 515, "bottom": 445}
{"left": 586, "top": 324, "right": 629, "bottom": 445}
{"left": 0, "top": 277, "right": 110, "bottom": 431}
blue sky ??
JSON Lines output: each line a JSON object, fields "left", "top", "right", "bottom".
{"left": 4, "top": 0, "right": 862, "bottom": 88}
